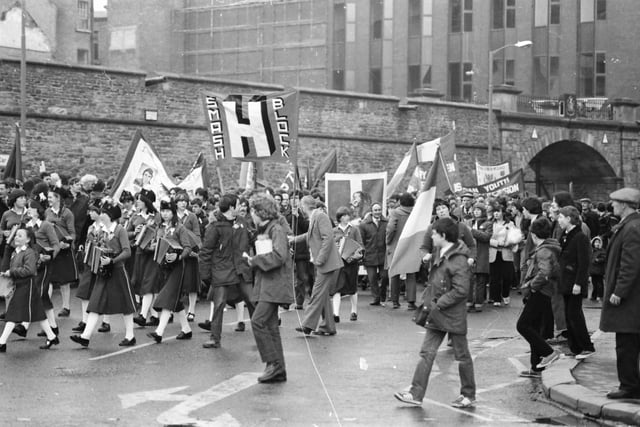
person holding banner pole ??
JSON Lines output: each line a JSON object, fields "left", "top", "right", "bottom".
{"left": 387, "top": 193, "right": 417, "bottom": 310}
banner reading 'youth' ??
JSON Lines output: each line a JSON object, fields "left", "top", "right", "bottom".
{"left": 463, "top": 169, "right": 525, "bottom": 197}
{"left": 202, "top": 90, "right": 299, "bottom": 163}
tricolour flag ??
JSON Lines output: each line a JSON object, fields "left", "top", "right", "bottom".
{"left": 110, "top": 131, "right": 175, "bottom": 205}
{"left": 3, "top": 124, "right": 23, "bottom": 182}
{"left": 387, "top": 141, "right": 418, "bottom": 196}
{"left": 178, "top": 152, "right": 210, "bottom": 197}
{"left": 388, "top": 140, "right": 441, "bottom": 277}
{"left": 202, "top": 89, "right": 299, "bottom": 164}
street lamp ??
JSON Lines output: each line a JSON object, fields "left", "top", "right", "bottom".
{"left": 487, "top": 40, "right": 532, "bottom": 165}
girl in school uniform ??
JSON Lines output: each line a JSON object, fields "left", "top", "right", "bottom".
{"left": 130, "top": 194, "right": 161, "bottom": 327}
{"left": 0, "top": 228, "right": 59, "bottom": 352}
{"left": 0, "top": 189, "right": 29, "bottom": 314}
{"left": 146, "top": 200, "right": 193, "bottom": 344}
{"left": 70, "top": 203, "right": 137, "bottom": 347}
{"left": 174, "top": 191, "right": 201, "bottom": 322}
{"left": 45, "top": 191, "right": 78, "bottom": 318}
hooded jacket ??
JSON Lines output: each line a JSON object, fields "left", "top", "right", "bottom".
{"left": 523, "top": 238, "right": 561, "bottom": 298}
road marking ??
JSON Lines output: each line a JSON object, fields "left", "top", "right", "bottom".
{"left": 421, "top": 398, "right": 494, "bottom": 422}
{"left": 508, "top": 357, "right": 528, "bottom": 373}
{"left": 119, "top": 386, "right": 190, "bottom": 409}
{"left": 477, "top": 379, "right": 527, "bottom": 394}
{"left": 156, "top": 372, "right": 260, "bottom": 426}
{"left": 89, "top": 335, "right": 178, "bottom": 361}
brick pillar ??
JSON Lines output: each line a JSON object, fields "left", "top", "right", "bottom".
{"left": 492, "top": 84, "right": 522, "bottom": 113}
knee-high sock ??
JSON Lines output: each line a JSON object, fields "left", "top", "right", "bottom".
{"left": 140, "top": 294, "right": 154, "bottom": 319}
{"left": 102, "top": 314, "right": 111, "bottom": 325}
{"left": 332, "top": 293, "right": 342, "bottom": 317}
{"left": 236, "top": 301, "right": 245, "bottom": 323}
{"left": 188, "top": 293, "right": 197, "bottom": 314}
{"left": 81, "top": 312, "right": 100, "bottom": 340}
{"left": 156, "top": 310, "right": 172, "bottom": 336}
{"left": 176, "top": 310, "right": 191, "bottom": 333}
{"left": 0, "top": 322, "right": 15, "bottom": 345}
{"left": 60, "top": 284, "right": 71, "bottom": 309}
{"left": 123, "top": 314, "right": 134, "bottom": 339}
{"left": 38, "top": 320, "right": 56, "bottom": 340}
{"left": 209, "top": 302, "right": 214, "bottom": 322}
{"left": 350, "top": 293, "right": 358, "bottom": 314}
{"left": 45, "top": 309, "right": 58, "bottom": 328}
{"left": 81, "top": 300, "right": 89, "bottom": 323}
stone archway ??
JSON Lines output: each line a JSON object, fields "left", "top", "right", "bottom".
{"left": 528, "top": 140, "right": 621, "bottom": 201}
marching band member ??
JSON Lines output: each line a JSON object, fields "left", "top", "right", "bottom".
{"left": 146, "top": 200, "right": 193, "bottom": 344}
{"left": 174, "top": 191, "right": 201, "bottom": 322}
{"left": 70, "top": 203, "right": 137, "bottom": 347}
{"left": 46, "top": 190, "right": 78, "bottom": 319}
{"left": 0, "top": 228, "right": 59, "bottom": 352}
{"left": 0, "top": 189, "right": 29, "bottom": 315}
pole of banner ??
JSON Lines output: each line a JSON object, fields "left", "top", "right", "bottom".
{"left": 215, "top": 164, "right": 225, "bottom": 194}
{"left": 252, "top": 161, "right": 258, "bottom": 189}
{"left": 20, "top": 0, "right": 27, "bottom": 162}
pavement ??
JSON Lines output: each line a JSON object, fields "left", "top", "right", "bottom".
{"left": 541, "top": 305, "right": 640, "bottom": 426}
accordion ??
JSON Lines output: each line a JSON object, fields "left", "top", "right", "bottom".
{"left": 153, "top": 238, "right": 183, "bottom": 265}
{"left": 89, "top": 246, "right": 115, "bottom": 276}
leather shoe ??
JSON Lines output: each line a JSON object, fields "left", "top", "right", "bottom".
{"left": 145, "top": 316, "right": 159, "bottom": 327}
{"left": 12, "top": 324, "right": 27, "bottom": 338}
{"left": 146, "top": 332, "right": 162, "bottom": 343}
{"left": 176, "top": 331, "right": 192, "bottom": 340}
{"left": 295, "top": 326, "right": 312, "bottom": 335}
{"left": 38, "top": 326, "right": 59, "bottom": 337}
{"left": 71, "top": 322, "right": 86, "bottom": 333}
{"left": 202, "top": 340, "right": 220, "bottom": 348}
{"left": 40, "top": 336, "right": 60, "bottom": 350}
{"left": 98, "top": 322, "right": 111, "bottom": 333}
{"left": 312, "top": 330, "right": 336, "bottom": 336}
{"left": 607, "top": 389, "right": 640, "bottom": 399}
{"left": 333, "top": 315, "right": 340, "bottom": 323}
{"left": 58, "top": 308, "right": 70, "bottom": 317}
{"left": 119, "top": 337, "right": 137, "bottom": 347}
{"left": 258, "top": 362, "right": 287, "bottom": 383}
{"left": 0, "top": 343, "right": 5, "bottom": 353}
{"left": 235, "top": 321, "right": 245, "bottom": 332}
{"left": 369, "top": 300, "right": 381, "bottom": 306}
{"left": 70, "top": 335, "right": 89, "bottom": 347}
{"left": 198, "top": 320, "right": 212, "bottom": 331}
{"left": 133, "top": 314, "right": 147, "bottom": 327}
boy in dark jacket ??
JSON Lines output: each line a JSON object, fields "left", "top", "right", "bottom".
{"left": 589, "top": 236, "right": 606, "bottom": 301}
{"left": 517, "top": 217, "right": 562, "bottom": 377}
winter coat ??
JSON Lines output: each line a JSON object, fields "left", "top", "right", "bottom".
{"left": 522, "top": 238, "right": 561, "bottom": 298}
{"left": 250, "top": 219, "right": 294, "bottom": 305}
{"left": 198, "top": 213, "right": 239, "bottom": 287}
{"left": 292, "top": 208, "right": 342, "bottom": 274}
{"left": 285, "top": 208, "right": 310, "bottom": 261}
{"left": 421, "top": 219, "right": 477, "bottom": 262}
{"left": 359, "top": 216, "right": 387, "bottom": 267}
{"left": 600, "top": 212, "right": 640, "bottom": 333}
{"left": 589, "top": 247, "right": 606, "bottom": 276}
{"left": 385, "top": 205, "right": 412, "bottom": 270}
{"left": 470, "top": 218, "right": 492, "bottom": 274}
{"left": 558, "top": 226, "right": 591, "bottom": 296}
{"left": 489, "top": 220, "right": 523, "bottom": 263}
{"left": 421, "top": 241, "right": 471, "bottom": 335}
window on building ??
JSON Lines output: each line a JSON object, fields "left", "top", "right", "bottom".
{"left": 505, "top": 59, "right": 515, "bottom": 85}
{"left": 370, "top": 68, "right": 382, "bottom": 94}
{"left": 534, "top": 0, "right": 548, "bottom": 27}
{"left": 333, "top": 70, "right": 345, "bottom": 91}
{"left": 596, "top": 0, "right": 606, "bottom": 20}
{"left": 110, "top": 26, "right": 137, "bottom": 51}
{"left": 492, "top": 0, "right": 516, "bottom": 29}
{"left": 533, "top": 56, "right": 548, "bottom": 96}
{"left": 77, "top": 49, "right": 89, "bottom": 64}
{"left": 408, "top": 65, "right": 421, "bottom": 93}
{"left": 462, "top": 62, "right": 473, "bottom": 101}
{"left": 579, "top": 52, "right": 594, "bottom": 97}
{"left": 506, "top": 0, "right": 516, "bottom": 27}
{"left": 550, "top": 0, "right": 560, "bottom": 24}
{"left": 93, "top": 30, "right": 99, "bottom": 62}
{"left": 450, "top": 0, "right": 461, "bottom": 33}
{"left": 408, "top": 0, "right": 422, "bottom": 37}
{"left": 423, "top": 65, "right": 432, "bottom": 87}
{"left": 595, "top": 52, "right": 606, "bottom": 96}
{"left": 77, "top": 0, "right": 89, "bottom": 31}
{"left": 463, "top": 0, "right": 473, "bottom": 31}
{"left": 334, "top": 3, "right": 346, "bottom": 43}
{"left": 549, "top": 56, "right": 559, "bottom": 94}
{"left": 448, "top": 62, "right": 461, "bottom": 99}
{"left": 371, "top": 0, "right": 384, "bottom": 39}
{"left": 580, "top": 0, "right": 594, "bottom": 22}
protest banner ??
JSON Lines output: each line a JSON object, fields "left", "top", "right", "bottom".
{"left": 324, "top": 172, "right": 387, "bottom": 222}
{"left": 462, "top": 169, "right": 525, "bottom": 197}
{"left": 475, "top": 160, "right": 510, "bottom": 185}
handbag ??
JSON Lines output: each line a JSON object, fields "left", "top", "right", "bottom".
{"left": 414, "top": 304, "right": 429, "bottom": 327}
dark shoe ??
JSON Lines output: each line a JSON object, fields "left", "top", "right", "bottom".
{"left": 350, "top": 312, "right": 357, "bottom": 321}
{"left": 146, "top": 332, "right": 162, "bottom": 343}
{"left": 133, "top": 315, "right": 147, "bottom": 327}
{"left": 202, "top": 340, "right": 220, "bottom": 348}
{"left": 58, "top": 308, "right": 70, "bottom": 317}
{"left": 70, "top": 335, "right": 89, "bottom": 347}
{"left": 407, "top": 303, "right": 417, "bottom": 311}
{"left": 258, "top": 362, "right": 287, "bottom": 383}
{"left": 71, "top": 322, "right": 86, "bottom": 333}
{"left": 235, "top": 321, "right": 245, "bottom": 332}
{"left": 295, "top": 305, "right": 303, "bottom": 310}
{"left": 38, "top": 326, "right": 59, "bottom": 337}
{"left": 145, "top": 316, "right": 159, "bottom": 326}
{"left": 98, "top": 322, "right": 111, "bottom": 333}
{"left": 198, "top": 320, "right": 212, "bottom": 331}
{"left": 0, "top": 343, "right": 5, "bottom": 353}
{"left": 12, "top": 324, "right": 27, "bottom": 338}
{"left": 393, "top": 302, "right": 401, "bottom": 309}
{"left": 607, "top": 389, "right": 640, "bottom": 399}
{"left": 278, "top": 318, "right": 281, "bottom": 326}
{"left": 176, "top": 331, "right": 192, "bottom": 340}
{"left": 168, "top": 314, "right": 174, "bottom": 323}
{"left": 312, "top": 330, "right": 336, "bottom": 336}
{"left": 369, "top": 300, "right": 381, "bottom": 306}
{"left": 187, "top": 312, "right": 195, "bottom": 322}
{"left": 40, "top": 336, "right": 60, "bottom": 350}
{"left": 119, "top": 337, "right": 137, "bottom": 347}
{"left": 0, "top": 312, "right": 5, "bottom": 320}
{"left": 333, "top": 315, "right": 340, "bottom": 323}
{"left": 295, "top": 326, "right": 313, "bottom": 335}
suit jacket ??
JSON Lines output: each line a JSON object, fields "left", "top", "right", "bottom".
{"left": 293, "top": 208, "right": 342, "bottom": 274}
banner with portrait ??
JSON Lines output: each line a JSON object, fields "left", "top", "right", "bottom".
{"left": 475, "top": 161, "right": 510, "bottom": 185}
{"left": 324, "top": 172, "right": 387, "bottom": 222}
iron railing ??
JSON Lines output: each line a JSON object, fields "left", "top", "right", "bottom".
{"left": 516, "top": 95, "right": 613, "bottom": 120}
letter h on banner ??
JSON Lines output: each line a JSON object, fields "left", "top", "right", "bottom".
{"left": 223, "top": 95, "right": 276, "bottom": 159}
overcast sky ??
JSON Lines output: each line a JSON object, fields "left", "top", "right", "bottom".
{"left": 94, "top": 0, "right": 106, "bottom": 12}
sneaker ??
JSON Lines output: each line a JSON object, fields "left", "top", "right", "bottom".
{"left": 502, "top": 297, "right": 510, "bottom": 305}
{"left": 394, "top": 391, "right": 421, "bottom": 406}
{"left": 575, "top": 350, "right": 595, "bottom": 360}
{"left": 537, "top": 350, "right": 560, "bottom": 369}
{"left": 493, "top": 302, "right": 501, "bottom": 307}
{"left": 519, "top": 369, "right": 542, "bottom": 378}
{"left": 451, "top": 395, "right": 475, "bottom": 408}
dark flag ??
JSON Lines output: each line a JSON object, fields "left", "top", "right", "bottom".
{"left": 311, "top": 148, "right": 338, "bottom": 189}
{"left": 3, "top": 124, "right": 23, "bottom": 182}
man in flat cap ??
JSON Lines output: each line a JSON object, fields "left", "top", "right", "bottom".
{"left": 600, "top": 187, "right": 640, "bottom": 399}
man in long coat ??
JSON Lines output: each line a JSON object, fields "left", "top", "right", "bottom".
{"left": 600, "top": 187, "right": 640, "bottom": 399}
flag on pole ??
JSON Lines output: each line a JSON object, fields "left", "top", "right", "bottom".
{"left": 387, "top": 141, "right": 418, "bottom": 196}
{"left": 178, "top": 152, "right": 210, "bottom": 197}
{"left": 110, "top": 131, "right": 175, "bottom": 204}
{"left": 407, "top": 132, "right": 458, "bottom": 194}
{"left": 238, "top": 162, "right": 264, "bottom": 190}
{"left": 311, "top": 149, "right": 337, "bottom": 189}
{"left": 388, "top": 140, "right": 441, "bottom": 277}
{"left": 3, "top": 124, "right": 23, "bottom": 182}
{"left": 202, "top": 89, "right": 299, "bottom": 164}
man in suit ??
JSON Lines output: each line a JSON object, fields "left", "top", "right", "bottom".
{"left": 291, "top": 195, "right": 343, "bottom": 336}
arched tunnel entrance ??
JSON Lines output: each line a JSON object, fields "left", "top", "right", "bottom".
{"left": 528, "top": 140, "right": 622, "bottom": 201}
